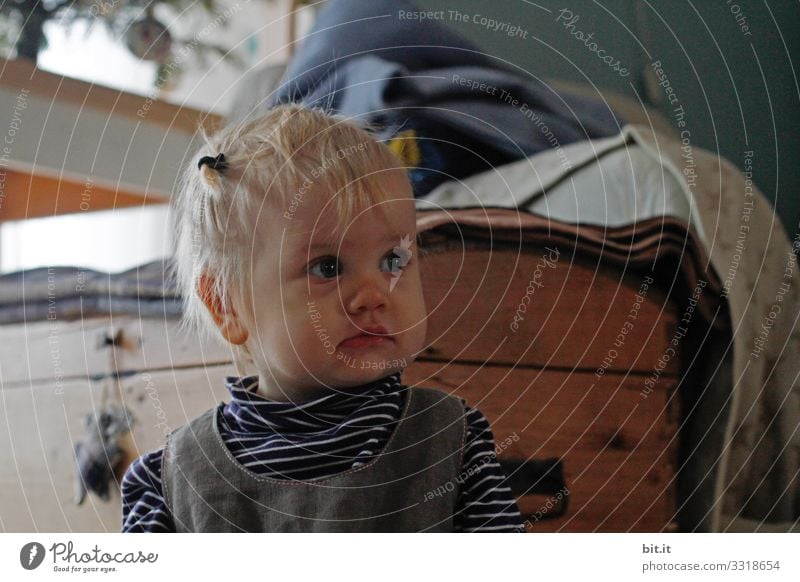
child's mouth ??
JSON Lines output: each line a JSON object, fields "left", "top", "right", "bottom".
{"left": 339, "top": 335, "right": 392, "bottom": 349}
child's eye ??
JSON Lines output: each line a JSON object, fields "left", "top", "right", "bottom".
{"left": 381, "top": 248, "right": 411, "bottom": 273}
{"left": 308, "top": 256, "right": 341, "bottom": 279}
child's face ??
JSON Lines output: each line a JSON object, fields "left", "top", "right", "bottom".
{"left": 245, "top": 168, "right": 427, "bottom": 400}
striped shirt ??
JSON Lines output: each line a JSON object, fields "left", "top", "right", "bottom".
{"left": 121, "top": 372, "right": 524, "bottom": 532}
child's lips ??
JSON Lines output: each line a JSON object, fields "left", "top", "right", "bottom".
{"left": 339, "top": 328, "right": 394, "bottom": 350}
{"left": 339, "top": 335, "right": 392, "bottom": 349}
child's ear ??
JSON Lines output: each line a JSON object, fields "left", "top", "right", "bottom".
{"left": 197, "top": 273, "right": 224, "bottom": 325}
{"left": 220, "top": 319, "right": 249, "bottom": 346}
{"left": 196, "top": 273, "right": 249, "bottom": 345}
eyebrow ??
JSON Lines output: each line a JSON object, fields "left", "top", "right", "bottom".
{"left": 305, "top": 233, "right": 411, "bottom": 253}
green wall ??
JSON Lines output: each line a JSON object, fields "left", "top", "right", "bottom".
{"left": 416, "top": 0, "right": 800, "bottom": 238}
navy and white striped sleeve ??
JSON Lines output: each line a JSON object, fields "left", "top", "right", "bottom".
{"left": 120, "top": 449, "right": 175, "bottom": 533}
{"left": 453, "top": 403, "right": 525, "bottom": 532}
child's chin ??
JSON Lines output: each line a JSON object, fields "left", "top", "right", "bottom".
{"left": 331, "top": 361, "right": 404, "bottom": 385}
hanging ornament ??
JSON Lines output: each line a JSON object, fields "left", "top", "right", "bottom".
{"left": 125, "top": 14, "right": 172, "bottom": 63}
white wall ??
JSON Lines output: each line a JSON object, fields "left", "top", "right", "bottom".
{"left": 1, "top": 205, "right": 172, "bottom": 274}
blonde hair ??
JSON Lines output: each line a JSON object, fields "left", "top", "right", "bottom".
{"left": 171, "top": 104, "right": 407, "bottom": 352}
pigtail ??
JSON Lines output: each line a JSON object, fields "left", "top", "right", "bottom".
{"left": 198, "top": 152, "right": 229, "bottom": 196}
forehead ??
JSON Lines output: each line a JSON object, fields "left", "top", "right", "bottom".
{"left": 291, "top": 197, "right": 416, "bottom": 251}
{"left": 260, "top": 167, "right": 415, "bottom": 247}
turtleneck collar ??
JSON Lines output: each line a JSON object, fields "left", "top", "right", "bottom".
{"left": 222, "top": 372, "right": 406, "bottom": 433}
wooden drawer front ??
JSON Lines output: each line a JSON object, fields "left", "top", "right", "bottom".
{"left": 0, "top": 317, "right": 233, "bottom": 386}
{"left": 419, "top": 247, "right": 679, "bottom": 375}
{"left": 404, "top": 363, "right": 680, "bottom": 532}
{"left": 0, "top": 366, "right": 233, "bottom": 532}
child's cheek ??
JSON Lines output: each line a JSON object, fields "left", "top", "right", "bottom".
{"left": 403, "top": 264, "right": 427, "bottom": 309}
{"left": 303, "top": 279, "right": 339, "bottom": 301}
{"left": 286, "top": 294, "right": 336, "bottom": 357}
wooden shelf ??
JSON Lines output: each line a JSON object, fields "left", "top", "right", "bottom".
{"left": 0, "top": 58, "right": 225, "bottom": 221}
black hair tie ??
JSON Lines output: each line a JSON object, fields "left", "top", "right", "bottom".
{"left": 198, "top": 153, "right": 229, "bottom": 173}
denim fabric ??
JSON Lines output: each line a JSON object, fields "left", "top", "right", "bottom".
{"left": 162, "top": 387, "right": 467, "bottom": 532}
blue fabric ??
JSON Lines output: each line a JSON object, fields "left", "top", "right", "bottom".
{"left": 266, "top": 0, "right": 623, "bottom": 195}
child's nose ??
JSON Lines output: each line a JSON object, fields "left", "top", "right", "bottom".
{"left": 345, "top": 275, "right": 388, "bottom": 314}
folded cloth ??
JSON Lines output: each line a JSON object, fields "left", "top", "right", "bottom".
{"left": 0, "top": 259, "right": 180, "bottom": 324}
{"left": 263, "top": 0, "right": 623, "bottom": 196}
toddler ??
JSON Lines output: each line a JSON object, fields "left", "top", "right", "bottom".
{"left": 121, "top": 104, "right": 524, "bottom": 532}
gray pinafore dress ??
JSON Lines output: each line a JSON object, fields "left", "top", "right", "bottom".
{"left": 162, "top": 386, "right": 467, "bottom": 532}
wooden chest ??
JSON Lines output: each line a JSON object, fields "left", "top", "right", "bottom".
{"left": 404, "top": 240, "right": 682, "bottom": 532}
